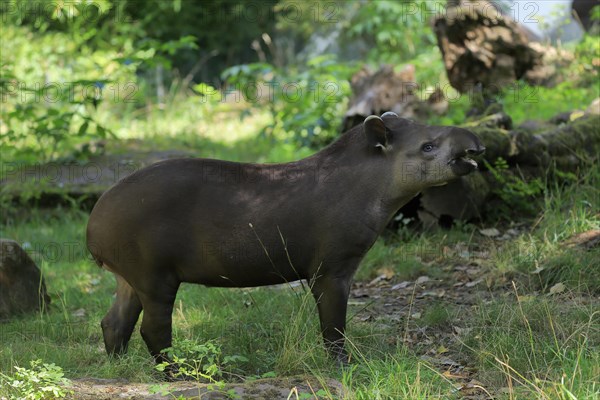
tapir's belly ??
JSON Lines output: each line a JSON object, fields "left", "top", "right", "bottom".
{"left": 174, "top": 235, "right": 313, "bottom": 287}
{"left": 93, "top": 198, "right": 318, "bottom": 288}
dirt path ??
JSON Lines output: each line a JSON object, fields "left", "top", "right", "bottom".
{"left": 69, "top": 376, "right": 344, "bottom": 399}
{"left": 349, "top": 268, "right": 501, "bottom": 399}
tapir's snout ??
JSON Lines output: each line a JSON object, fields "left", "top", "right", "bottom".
{"left": 450, "top": 128, "right": 484, "bottom": 157}
{"left": 448, "top": 128, "right": 485, "bottom": 176}
{"left": 466, "top": 145, "right": 486, "bottom": 156}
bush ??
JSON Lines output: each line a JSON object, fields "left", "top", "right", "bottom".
{"left": 0, "top": 360, "right": 72, "bottom": 400}
{"left": 222, "top": 55, "right": 357, "bottom": 148}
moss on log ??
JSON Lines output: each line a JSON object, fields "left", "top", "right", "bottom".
{"left": 469, "top": 114, "right": 600, "bottom": 167}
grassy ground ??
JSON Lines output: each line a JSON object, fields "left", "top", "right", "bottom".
{"left": 1, "top": 164, "right": 598, "bottom": 399}
{"left": 2, "top": 11, "right": 600, "bottom": 398}
{"left": 1, "top": 35, "right": 598, "bottom": 398}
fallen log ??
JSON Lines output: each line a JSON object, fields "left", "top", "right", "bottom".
{"left": 471, "top": 112, "right": 600, "bottom": 169}
{"left": 415, "top": 110, "right": 600, "bottom": 226}
{"left": 341, "top": 65, "right": 447, "bottom": 131}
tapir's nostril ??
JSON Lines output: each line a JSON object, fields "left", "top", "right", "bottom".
{"left": 467, "top": 146, "right": 485, "bottom": 156}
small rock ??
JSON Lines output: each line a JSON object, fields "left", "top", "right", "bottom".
{"left": 465, "top": 278, "right": 484, "bottom": 288}
{"left": 391, "top": 281, "right": 412, "bottom": 290}
{"left": 72, "top": 308, "right": 86, "bottom": 318}
{"left": 453, "top": 326, "right": 471, "bottom": 336}
{"left": 420, "top": 355, "right": 460, "bottom": 367}
{"left": 549, "top": 282, "right": 566, "bottom": 295}
{"left": 0, "top": 239, "right": 50, "bottom": 319}
{"left": 368, "top": 274, "right": 388, "bottom": 286}
{"left": 479, "top": 228, "right": 501, "bottom": 237}
{"left": 586, "top": 98, "right": 600, "bottom": 116}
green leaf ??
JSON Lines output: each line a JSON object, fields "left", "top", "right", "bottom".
{"left": 77, "top": 121, "right": 89, "bottom": 136}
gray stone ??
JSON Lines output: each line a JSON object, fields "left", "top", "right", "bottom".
{"left": 587, "top": 98, "right": 600, "bottom": 116}
{"left": 0, "top": 239, "right": 50, "bottom": 319}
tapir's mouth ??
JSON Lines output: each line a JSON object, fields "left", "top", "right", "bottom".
{"left": 449, "top": 156, "right": 478, "bottom": 176}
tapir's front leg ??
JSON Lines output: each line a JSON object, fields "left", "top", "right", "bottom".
{"left": 310, "top": 273, "right": 353, "bottom": 364}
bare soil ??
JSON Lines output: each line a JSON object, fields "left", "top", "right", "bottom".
{"left": 69, "top": 376, "right": 344, "bottom": 400}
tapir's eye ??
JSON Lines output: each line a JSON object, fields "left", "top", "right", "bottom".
{"left": 421, "top": 143, "right": 434, "bottom": 152}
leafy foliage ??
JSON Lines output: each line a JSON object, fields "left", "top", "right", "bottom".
{"left": 0, "top": 360, "right": 72, "bottom": 400}
{"left": 346, "top": 0, "right": 437, "bottom": 64}
{"left": 0, "top": 15, "right": 138, "bottom": 162}
{"left": 223, "top": 55, "right": 357, "bottom": 148}
{"left": 155, "top": 339, "right": 248, "bottom": 383}
{"left": 1, "top": 0, "right": 276, "bottom": 81}
{"left": 2, "top": 84, "right": 115, "bottom": 163}
{"left": 0, "top": 4, "right": 203, "bottom": 162}
{"left": 485, "top": 157, "right": 545, "bottom": 218}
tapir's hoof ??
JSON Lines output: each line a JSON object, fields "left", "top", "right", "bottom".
{"left": 336, "top": 354, "right": 350, "bottom": 367}
{"left": 330, "top": 349, "right": 350, "bottom": 367}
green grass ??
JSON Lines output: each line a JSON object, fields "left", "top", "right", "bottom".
{"left": 491, "top": 167, "right": 600, "bottom": 292}
{"left": 0, "top": 212, "right": 457, "bottom": 400}
{"left": 418, "top": 302, "right": 454, "bottom": 329}
{"left": 502, "top": 80, "right": 599, "bottom": 125}
{"left": 426, "top": 78, "right": 599, "bottom": 129}
{"left": 462, "top": 296, "right": 599, "bottom": 399}
{"left": 357, "top": 226, "right": 477, "bottom": 282}
{"left": 2, "top": 33, "right": 599, "bottom": 396}
{"left": 2, "top": 167, "right": 599, "bottom": 399}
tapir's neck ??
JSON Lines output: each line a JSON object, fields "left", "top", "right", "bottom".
{"left": 305, "top": 127, "right": 419, "bottom": 234}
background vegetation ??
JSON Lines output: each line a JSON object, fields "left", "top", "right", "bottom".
{"left": 1, "top": 1, "right": 599, "bottom": 399}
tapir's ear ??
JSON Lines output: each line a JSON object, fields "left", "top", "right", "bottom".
{"left": 363, "top": 115, "right": 389, "bottom": 149}
{"left": 381, "top": 111, "right": 399, "bottom": 119}
{"left": 381, "top": 111, "right": 413, "bottom": 126}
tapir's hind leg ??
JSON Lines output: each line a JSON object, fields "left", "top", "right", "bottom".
{"left": 102, "top": 274, "right": 143, "bottom": 355}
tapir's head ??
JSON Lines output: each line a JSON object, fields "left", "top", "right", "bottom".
{"left": 363, "top": 112, "right": 485, "bottom": 192}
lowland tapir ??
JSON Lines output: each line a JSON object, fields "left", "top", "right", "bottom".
{"left": 86, "top": 112, "right": 484, "bottom": 366}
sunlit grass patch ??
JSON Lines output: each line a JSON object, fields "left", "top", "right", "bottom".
{"left": 461, "top": 291, "right": 599, "bottom": 399}
{"left": 341, "top": 354, "right": 458, "bottom": 400}
{"left": 489, "top": 166, "right": 600, "bottom": 292}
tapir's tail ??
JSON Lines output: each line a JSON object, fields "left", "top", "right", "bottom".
{"left": 88, "top": 251, "right": 115, "bottom": 272}
{"left": 86, "top": 216, "right": 104, "bottom": 268}
{"left": 90, "top": 253, "right": 103, "bottom": 268}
